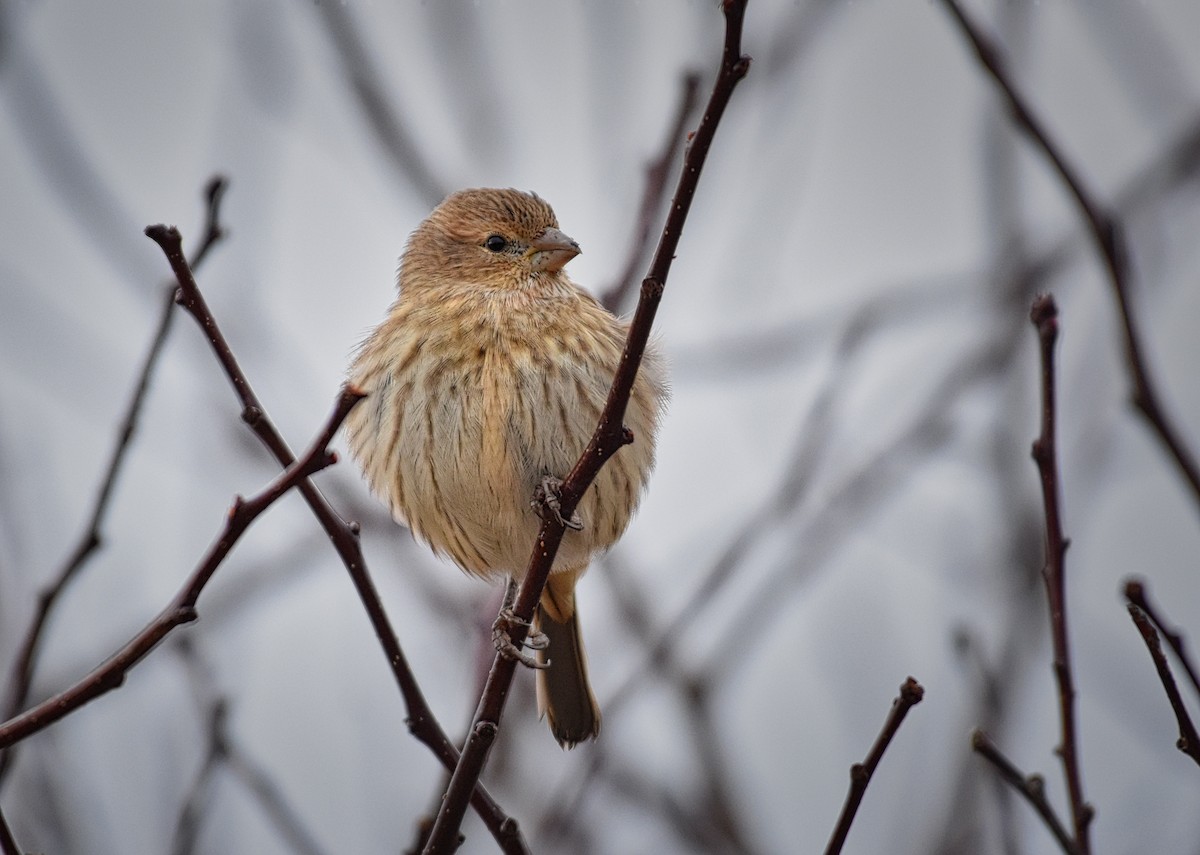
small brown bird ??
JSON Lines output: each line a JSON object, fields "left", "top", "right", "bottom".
{"left": 345, "top": 188, "right": 666, "bottom": 747}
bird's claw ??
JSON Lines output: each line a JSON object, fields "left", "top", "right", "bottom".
{"left": 492, "top": 607, "right": 550, "bottom": 670}
{"left": 533, "top": 475, "right": 584, "bottom": 531}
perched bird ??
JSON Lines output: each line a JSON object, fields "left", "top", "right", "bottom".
{"left": 345, "top": 188, "right": 666, "bottom": 747}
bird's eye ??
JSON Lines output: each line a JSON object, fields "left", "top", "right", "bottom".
{"left": 484, "top": 235, "right": 508, "bottom": 253}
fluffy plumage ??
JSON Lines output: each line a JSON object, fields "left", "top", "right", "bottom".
{"left": 346, "top": 188, "right": 666, "bottom": 746}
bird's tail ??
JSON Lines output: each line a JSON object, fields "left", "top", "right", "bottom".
{"left": 535, "top": 571, "right": 601, "bottom": 748}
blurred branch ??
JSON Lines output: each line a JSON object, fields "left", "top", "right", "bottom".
{"left": 0, "top": 804, "right": 18, "bottom": 855}
{"left": 0, "top": 388, "right": 357, "bottom": 749}
{"left": 1125, "top": 577, "right": 1200, "bottom": 696}
{"left": 941, "top": 0, "right": 1200, "bottom": 516}
{"left": 971, "top": 729, "right": 1076, "bottom": 855}
{"left": 312, "top": 2, "right": 446, "bottom": 208}
{"left": 1028, "top": 294, "right": 1093, "bottom": 853}
{"left": 172, "top": 641, "right": 329, "bottom": 855}
{"left": 0, "top": 177, "right": 229, "bottom": 784}
{"left": 823, "top": 678, "right": 924, "bottom": 855}
{"left": 142, "top": 226, "right": 527, "bottom": 854}
{"left": 420, "top": 3, "right": 753, "bottom": 851}
{"left": 1125, "top": 604, "right": 1200, "bottom": 767}
{"left": 600, "top": 70, "right": 702, "bottom": 312}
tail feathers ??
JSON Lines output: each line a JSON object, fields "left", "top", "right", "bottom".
{"left": 535, "top": 599, "right": 601, "bottom": 748}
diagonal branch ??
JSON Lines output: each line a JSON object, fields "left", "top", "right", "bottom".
{"left": 142, "top": 226, "right": 527, "bottom": 854}
{"left": 1126, "top": 603, "right": 1200, "bottom": 767}
{"left": 0, "top": 176, "right": 229, "bottom": 783}
{"left": 420, "top": 4, "right": 752, "bottom": 853}
{"left": 940, "top": 0, "right": 1200, "bottom": 515}
{"left": 823, "top": 678, "right": 924, "bottom": 855}
{"left": 1125, "top": 577, "right": 1200, "bottom": 697}
{"left": 1029, "top": 294, "right": 1092, "bottom": 853}
{"left": 0, "top": 387, "right": 359, "bottom": 749}
{"left": 971, "top": 729, "right": 1077, "bottom": 855}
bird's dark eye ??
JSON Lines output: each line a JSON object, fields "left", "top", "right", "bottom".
{"left": 484, "top": 235, "right": 508, "bottom": 253}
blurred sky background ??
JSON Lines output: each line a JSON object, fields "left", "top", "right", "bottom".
{"left": 2, "top": 1, "right": 1200, "bottom": 853}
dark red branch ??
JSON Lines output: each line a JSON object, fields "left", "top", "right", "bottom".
{"left": 1125, "top": 577, "right": 1200, "bottom": 697}
{"left": 142, "top": 226, "right": 527, "bottom": 854}
{"left": 823, "top": 678, "right": 924, "bottom": 855}
{"left": 0, "top": 176, "right": 228, "bottom": 783}
{"left": 940, "top": 0, "right": 1200, "bottom": 514}
{"left": 971, "top": 729, "right": 1077, "bottom": 855}
{"left": 1029, "top": 294, "right": 1092, "bottom": 853}
{"left": 0, "top": 388, "right": 358, "bottom": 749}
{"left": 1126, "top": 603, "right": 1200, "bottom": 766}
{"left": 421, "top": 4, "right": 752, "bottom": 851}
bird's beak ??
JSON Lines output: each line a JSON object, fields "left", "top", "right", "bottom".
{"left": 527, "top": 227, "right": 581, "bottom": 272}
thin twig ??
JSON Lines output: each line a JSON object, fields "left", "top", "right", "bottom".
{"left": 420, "top": 4, "right": 753, "bottom": 852}
{"left": 1125, "top": 577, "right": 1200, "bottom": 697}
{"left": 0, "top": 177, "right": 228, "bottom": 782}
{"left": 823, "top": 678, "right": 925, "bottom": 855}
{"left": 142, "top": 226, "right": 526, "bottom": 854}
{"left": 971, "top": 729, "right": 1077, "bottom": 855}
{"left": 0, "top": 388, "right": 359, "bottom": 749}
{"left": 1126, "top": 604, "right": 1200, "bottom": 766}
{"left": 600, "top": 71, "right": 702, "bottom": 312}
{"left": 1028, "top": 294, "right": 1092, "bottom": 853}
{"left": 940, "top": 0, "right": 1200, "bottom": 514}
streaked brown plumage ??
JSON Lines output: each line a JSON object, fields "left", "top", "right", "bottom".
{"left": 345, "top": 188, "right": 666, "bottom": 747}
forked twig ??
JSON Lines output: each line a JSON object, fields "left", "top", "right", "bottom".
{"left": 0, "top": 388, "right": 359, "bottom": 749}
{"left": 1125, "top": 577, "right": 1200, "bottom": 696}
{"left": 420, "top": 3, "right": 753, "bottom": 852}
{"left": 823, "top": 678, "right": 924, "bottom": 855}
{"left": 1126, "top": 603, "right": 1200, "bottom": 767}
{"left": 142, "top": 226, "right": 527, "bottom": 854}
{"left": 0, "top": 177, "right": 229, "bottom": 783}
{"left": 971, "top": 729, "right": 1076, "bottom": 855}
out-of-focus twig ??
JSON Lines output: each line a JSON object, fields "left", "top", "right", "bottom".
{"left": 0, "top": 803, "right": 18, "bottom": 855}
{"left": 1027, "top": 294, "right": 1092, "bottom": 853}
{"left": 971, "top": 729, "right": 1076, "bottom": 855}
{"left": 823, "top": 678, "right": 924, "bottom": 855}
{"left": 312, "top": 2, "right": 446, "bottom": 208}
{"left": 600, "top": 70, "right": 702, "bottom": 312}
{"left": 420, "top": 4, "right": 753, "bottom": 852}
{"left": 143, "top": 226, "right": 527, "bottom": 854}
{"left": 0, "top": 388, "right": 358, "bottom": 748}
{"left": 0, "top": 177, "right": 228, "bottom": 783}
{"left": 1126, "top": 603, "right": 1200, "bottom": 767}
{"left": 940, "top": 0, "right": 1200, "bottom": 516}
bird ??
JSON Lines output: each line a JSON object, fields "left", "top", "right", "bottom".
{"left": 344, "top": 188, "right": 667, "bottom": 747}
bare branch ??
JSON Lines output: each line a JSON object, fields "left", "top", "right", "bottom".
{"left": 1125, "top": 577, "right": 1200, "bottom": 697}
{"left": 141, "top": 226, "right": 527, "bottom": 854}
{"left": 0, "top": 176, "right": 229, "bottom": 783}
{"left": 1126, "top": 604, "right": 1200, "bottom": 767}
{"left": 823, "top": 678, "right": 924, "bottom": 855}
{"left": 971, "top": 729, "right": 1076, "bottom": 855}
{"left": 0, "top": 387, "right": 359, "bottom": 749}
{"left": 1027, "top": 294, "right": 1093, "bottom": 852}
{"left": 940, "top": 0, "right": 1200, "bottom": 515}
{"left": 420, "top": 4, "right": 753, "bottom": 852}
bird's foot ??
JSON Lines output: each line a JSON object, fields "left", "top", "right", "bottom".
{"left": 533, "top": 475, "right": 584, "bottom": 531}
{"left": 492, "top": 607, "right": 550, "bottom": 670}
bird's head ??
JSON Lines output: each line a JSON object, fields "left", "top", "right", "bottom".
{"left": 400, "top": 188, "right": 581, "bottom": 294}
